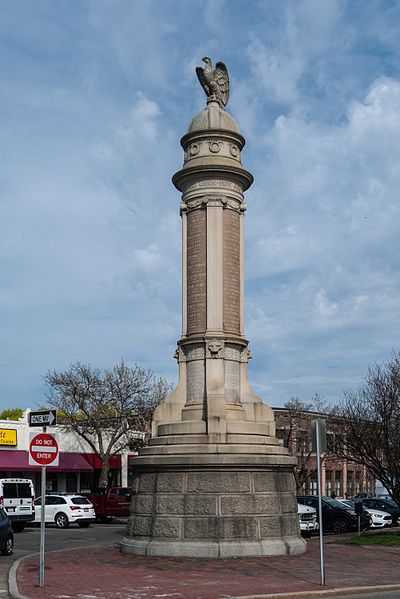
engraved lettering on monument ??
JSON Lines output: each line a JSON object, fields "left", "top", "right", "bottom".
{"left": 223, "top": 209, "right": 240, "bottom": 332}
{"left": 225, "top": 360, "right": 240, "bottom": 404}
{"left": 187, "top": 209, "right": 207, "bottom": 333}
{"left": 186, "top": 360, "right": 205, "bottom": 405}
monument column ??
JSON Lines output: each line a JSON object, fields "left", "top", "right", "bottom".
{"left": 121, "top": 59, "right": 306, "bottom": 558}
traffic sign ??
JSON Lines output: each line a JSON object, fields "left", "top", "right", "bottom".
{"left": 29, "top": 410, "right": 57, "bottom": 427}
{"left": 29, "top": 432, "right": 59, "bottom": 466}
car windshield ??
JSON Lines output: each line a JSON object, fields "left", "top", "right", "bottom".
{"left": 323, "top": 497, "right": 348, "bottom": 508}
{"left": 383, "top": 499, "right": 398, "bottom": 508}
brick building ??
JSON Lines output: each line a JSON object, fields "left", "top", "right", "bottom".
{"left": 273, "top": 407, "right": 375, "bottom": 498}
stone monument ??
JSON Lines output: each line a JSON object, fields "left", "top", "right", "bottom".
{"left": 120, "top": 58, "right": 306, "bottom": 558}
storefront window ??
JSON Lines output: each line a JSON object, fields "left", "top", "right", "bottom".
{"left": 66, "top": 473, "right": 77, "bottom": 493}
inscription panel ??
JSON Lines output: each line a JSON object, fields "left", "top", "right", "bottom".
{"left": 186, "top": 360, "right": 205, "bottom": 405}
{"left": 187, "top": 209, "right": 207, "bottom": 333}
{"left": 225, "top": 360, "right": 240, "bottom": 404}
{"left": 223, "top": 209, "right": 240, "bottom": 333}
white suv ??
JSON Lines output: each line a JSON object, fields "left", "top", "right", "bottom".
{"left": 34, "top": 494, "right": 96, "bottom": 528}
{"left": 298, "top": 503, "right": 319, "bottom": 537}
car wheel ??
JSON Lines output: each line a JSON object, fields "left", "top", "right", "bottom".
{"left": 11, "top": 523, "right": 25, "bottom": 533}
{"left": 1, "top": 536, "right": 14, "bottom": 556}
{"left": 331, "top": 518, "right": 350, "bottom": 534}
{"left": 55, "top": 513, "right": 70, "bottom": 529}
{"left": 77, "top": 522, "right": 90, "bottom": 528}
{"left": 396, "top": 515, "right": 400, "bottom": 526}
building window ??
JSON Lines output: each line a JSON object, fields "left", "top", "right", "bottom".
{"left": 325, "top": 470, "right": 332, "bottom": 496}
{"left": 355, "top": 472, "right": 361, "bottom": 495}
{"left": 335, "top": 471, "right": 341, "bottom": 497}
{"left": 309, "top": 474, "right": 318, "bottom": 495}
{"left": 347, "top": 471, "right": 353, "bottom": 498}
{"left": 276, "top": 428, "right": 289, "bottom": 447}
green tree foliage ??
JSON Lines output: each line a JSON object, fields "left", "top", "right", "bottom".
{"left": 45, "top": 360, "right": 171, "bottom": 488}
{"left": 0, "top": 407, "right": 24, "bottom": 420}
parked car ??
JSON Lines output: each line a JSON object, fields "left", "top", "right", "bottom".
{"left": 297, "top": 503, "right": 319, "bottom": 537}
{"left": 338, "top": 499, "right": 392, "bottom": 528}
{"left": 297, "top": 495, "right": 371, "bottom": 534}
{"left": 0, "top": 478, "right": 35, "bottom": 532}
{"left": 361, "top": 497, "right": 400, "bottom": 525}
{"left": 81, "top": 487, "right": 132, "bottom": 521}
{"left": 34, "top": 494, "right": 96, "bottom": 528}
{"left": 0, "top": 508, "right": 14, "bottom": 556}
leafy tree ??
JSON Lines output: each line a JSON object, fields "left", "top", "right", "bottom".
{"left": 0, "top": 407, "right": 24, "bottom": 420}
{"left": 332, "top": 351, "right": 400, "bottom": 505}
{"left": 45, "top": 360, "right": 171, "bottom": 488}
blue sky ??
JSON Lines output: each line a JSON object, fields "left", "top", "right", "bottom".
{"left": 1, "top": 0, "right": 400, "bottom": 411}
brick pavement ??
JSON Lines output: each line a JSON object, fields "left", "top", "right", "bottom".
{"left": 13, "top": 538, "right": 400, "bottom": 599}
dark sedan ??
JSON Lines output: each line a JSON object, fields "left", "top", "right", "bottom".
{"left": 297, "top": 495, "right": 371, "bottom": 534}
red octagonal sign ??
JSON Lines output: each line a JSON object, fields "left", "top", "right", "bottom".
{"left": 29, "top": 432, "right": 59, "bottom": 466}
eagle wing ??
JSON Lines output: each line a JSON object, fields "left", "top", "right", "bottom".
{"left": 196, "top": 66, "right": 210, "bottom": 97}
{"left": 214, "top": 61, "right": 229, "bottom": 107}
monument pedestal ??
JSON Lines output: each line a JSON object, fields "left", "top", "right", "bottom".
{"left": 121, "top": 70, "right": 306, "bottom": 557}
{"left": 121, "top": 454, "right": 305, "bottom": 557}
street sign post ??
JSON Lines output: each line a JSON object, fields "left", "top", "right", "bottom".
{"left": 29, "top": 410, "right": 57, "bottom": 427}
{"left": 29, "top": 428, "right": 58, "bottom": 588}
{"left": 312, "top": 418, "right": 326, "bottom": 586}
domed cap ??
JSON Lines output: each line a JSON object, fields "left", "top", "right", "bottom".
{"left": 187, "top": 101, "right": 240, "bottom": 134}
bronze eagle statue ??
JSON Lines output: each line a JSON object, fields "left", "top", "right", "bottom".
{"left": 196, "top": 57, "right": 229, "bottom": 109}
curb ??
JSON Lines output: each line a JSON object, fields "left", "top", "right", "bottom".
{"left": 8, "top": 555, "right": 31, "bottom": 599}
{"left": 228, "top": 584, "right": 400, "bottom": 599}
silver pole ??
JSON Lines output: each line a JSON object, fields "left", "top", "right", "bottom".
{"left": 316, "top": 419, "right": 325, "bottom": 586}
{"left": 39, "top": 425, "right": 47, "bottom": 588}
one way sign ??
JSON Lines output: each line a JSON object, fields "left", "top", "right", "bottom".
{"left": 29, "top": 410, "right": 57, "bottom": 427}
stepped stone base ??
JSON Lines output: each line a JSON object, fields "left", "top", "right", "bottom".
{"left": 120, "top": 459, "right": 306, "bottom": 558}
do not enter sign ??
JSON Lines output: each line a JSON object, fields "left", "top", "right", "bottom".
{"left": 29, "top": 432, "right": 59, "bottom": 467}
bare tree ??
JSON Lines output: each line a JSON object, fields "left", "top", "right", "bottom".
{"left": 45, "top": 360, "right": 171, "bottom": 488}
{"left": 332, "top": 352, "right": 400, "bottom": 504}
{"left": 278, "top": 394, "right": 333, "bottom": 492}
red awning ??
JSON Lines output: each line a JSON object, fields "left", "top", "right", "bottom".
{"left": 83, "top": 454, "right": 121, "bottom": 469}
{"left": 0, "top": 450, "right": 93, "bottom": 472}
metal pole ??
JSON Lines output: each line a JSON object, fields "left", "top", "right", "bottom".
{"left": 316, "top": 419, "right": 325, "bottom": 586}
{"left": 39, "top": 426, "right": 46, "bottom": 588}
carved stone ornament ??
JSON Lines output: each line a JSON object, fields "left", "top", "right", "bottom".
{"left": 174, "top": 346, "right": 185, "bottom": 362}
{"left": 223, "top": 198, "right": 242, "bottom": 213}
{"left": 207, "top": 338, "right": 224, "bottom": 358}
{"left": 189, "top": 143, "right": 200, "bottom": 156}
{"left": 209, "top": 140, "right": 221, "bottom": 154}
{"left": 240, "top": 347, "right": 252, "bottom": 362}
{"left": 185, "top": 344, "right": 205, "bottom": 361}
{"left": 229, "top": 144, "right": 239, "bottom": 157}
{"left": 224, "top": 345, "right": 242, "bottom": 361}
{"left": 186, "top": 198, "right": 206, "bottom": 212}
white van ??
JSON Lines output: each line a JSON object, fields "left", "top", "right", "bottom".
{"left": 0, "top": 478, "right": 35, "bottom": 532}
{"left": 298, "top": 502, "right": 318, "bottom": 537}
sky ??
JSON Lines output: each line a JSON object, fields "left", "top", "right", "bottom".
{"left": 1, "top": 0, "right": 400, "bottom": 412}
